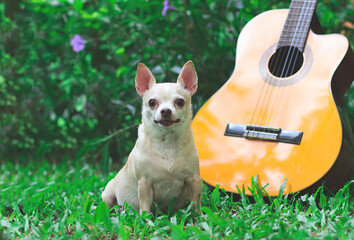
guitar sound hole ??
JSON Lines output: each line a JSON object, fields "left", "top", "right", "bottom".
{"left": 268, "top": 46, "right": 304, "bottom": 78}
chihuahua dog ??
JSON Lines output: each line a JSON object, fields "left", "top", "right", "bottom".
{"left": 101, "top": 61, "right": 202, "bottom": 214}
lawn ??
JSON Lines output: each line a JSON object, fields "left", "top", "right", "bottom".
{"left": 1, "top": 159, "right": 353, "bottom": 239}
{"left": 1, "top": 0, "right": 354, "bottom": 239}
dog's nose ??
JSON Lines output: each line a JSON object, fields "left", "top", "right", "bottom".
{"left": 161, "top": 108, "right": 172, "bottom": 118}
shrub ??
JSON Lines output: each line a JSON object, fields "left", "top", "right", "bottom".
{"left": 0, "top": 0, "right": 353, "bottom": 163}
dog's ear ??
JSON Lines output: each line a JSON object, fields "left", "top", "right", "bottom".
{"left": 135, "top": 63, "right": 156, "bottom": 97}
{"left": 177, "top": 60, "right": 198, "bottom": 96}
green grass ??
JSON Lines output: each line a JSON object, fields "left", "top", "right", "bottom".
{"left": 1, "top": 159, "right": 353, "bottom": 239}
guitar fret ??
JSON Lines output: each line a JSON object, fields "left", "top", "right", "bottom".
{"left": 282, "top": 30, "right": 309, "bottom": 34}
{"left": 285, "top": 16, "right": 312, "bottom": 21}
{"left": 281, "top": 28, "right": 309, "bottom": 32}
{"left": 278, "top": 44, "right": 305, "bottom": 50}
{"left": 288, "top": 12, "right": 315, "bottom": 16}
{"left": 279, "top": 37, "right": 307, "bottom": 43}
{"left": 290, "top": 0, "right": 317, "bottom": 6}
{"left": 283, "top": 26, "right": 311, "bottom": 30}
{"left": 283, "top": 23, "right": 311, "bottom": 28}
{"left": 280, "top": 33, "right": 308, "bottom": 39}
{"left": 281, "top": 29, "right": 310, "bottom": 34}
{"left": 280, "top": 34, "right": 307, "bottom": 37}
{"left": 291, "top": 1, "right": 317, "bottom": 5}
{"left": 289, "top": 5, "right": 316, "bottom": 9}
{"left": 279, "top": 39, "right": 306, "bottom": 44}
{"left": 290, "top": 8, "right": 316, "bottom": 11}
{"left": 279, "top": 40, "right": 307, "bottom": 45}
{"left": 278, "top": 42, "right": 304, "bottom": 50}
{"left": 281, "top": 34, "right": 308, "bottom": 37}
{"left": 285, "top": 18, "right": 312, "bottom": 22}
{"left": 282, "top": 22, "right": 312, "bottom": 28}
{"left": 289, "top": 13, "right": 313, "bottom": 17}
{"left": 290, "top": 5, "right": 316, "bottom": 10}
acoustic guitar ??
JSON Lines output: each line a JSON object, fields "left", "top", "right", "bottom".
{"left": 192, "top": 0, "right": 354, "bottom": 196}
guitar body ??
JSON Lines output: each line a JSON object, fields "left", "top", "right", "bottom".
{"left": 192, "top": 9, "right": 354, "bottom": 196}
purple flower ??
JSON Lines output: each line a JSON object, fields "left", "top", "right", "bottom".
{"left": 70, "top": 34, "right": 85, "bottom": 52}
{"left": 162, "top": 0, "right": 176, "bottom": 16}
{"left": 236, "top": 0, "right": 243, "bottom": 9}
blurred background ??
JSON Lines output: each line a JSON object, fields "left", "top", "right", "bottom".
{"left": 1, "top": 0, "right": 354, "bottom": 171}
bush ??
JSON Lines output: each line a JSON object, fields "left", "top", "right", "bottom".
{"left": 1, "top": 0, "right": 353, "bottom": 163}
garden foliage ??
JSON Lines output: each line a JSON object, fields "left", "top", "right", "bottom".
{"left": 1, "top": 160, "right": 354, "bottom": 239}
{"left": 1, "top": 0, "right": 354, "bottom": 164}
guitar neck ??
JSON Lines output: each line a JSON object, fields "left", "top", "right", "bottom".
{"left": 277, "top": 0, "right": 318, "bottom": 52}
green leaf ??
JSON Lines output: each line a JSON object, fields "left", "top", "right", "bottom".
{"left": 115, "top": 47, "right": 125, "bottom": 55}
{"left": 60, "top": 78, "right": 72, "bottom": 95}
{"left": 73, "top": 0, "right": 83, "bottom": 11}
{"left": 75, "top": 95, "right": 87, "bottom": 112}
{"left": 0, "top": 75, "right": 5, "bottom": 85}
{"left": 57, "top": 117, "right": 66, "bottom": 127}
{"left": 277, "top": 179, "right": 288, "bottom": 200}
{"left": 116, "top": 66, "right": 127, "bottom": 78}
{"left": 201, "top": 206, "right": 220, "bottom": 225}
{"left": 319, "top": 186, "right": 327, "bottom": 210}
{"left": 83, "top": 195, "right": 93, "bottom": 214}
{"left": 94, "top": 202, "right": 112, "bottom": 230}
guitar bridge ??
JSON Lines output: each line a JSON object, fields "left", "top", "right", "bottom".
{"left": 225, "top": 123, "right": 303, "bottom": 145}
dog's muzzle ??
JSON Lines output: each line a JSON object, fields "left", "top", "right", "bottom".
{"left": 154, "top": 119, "right": 181, "bottom": 127}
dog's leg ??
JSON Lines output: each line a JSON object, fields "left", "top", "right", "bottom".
{"left": 101, "top": 179, "right": 117, "bottom": 209}
{"left": 138, "top": 178, "right": 153, "bottom": 214}
{"left": 185, "top": 176, "right": 203, "bottom": 213}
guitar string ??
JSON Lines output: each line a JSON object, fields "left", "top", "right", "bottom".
{"left": 248, "top": 13, "right": 293, "bottom": 133}
{"left": 271, "top": 3, "right": 308, "bottom": 128}
{"left": 263, "top": 0, "right": 315, "bottom": 132}
{"left": 267, "top": 2, "right": 308, "bottom": 126}
{"left": 251, "top": 0, "right": 301, "bottom": 133}
{"left": 261, "top": 0, "right": 315, "bottom": 136}
{"left": 247, "top": 3, "right": 300, "bottom": 130}
{"left": 248, "top": 50, "right": 283, "bottom": 128}
{"left": 249, "top": 0, "right": 314, "bottom": 135}
{"left": 270, "top": 0, "right": 316, "bottom": 129}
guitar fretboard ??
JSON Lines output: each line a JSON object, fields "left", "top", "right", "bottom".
{"left": 277, "top": 0, "right": 318, "bottom": 51}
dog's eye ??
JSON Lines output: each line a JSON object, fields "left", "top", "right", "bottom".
{"left": 148, "top": 99, "right": 157, "bottom": 107}
{"left": 175, "top": 99, "right": 185, "bottom": 107}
